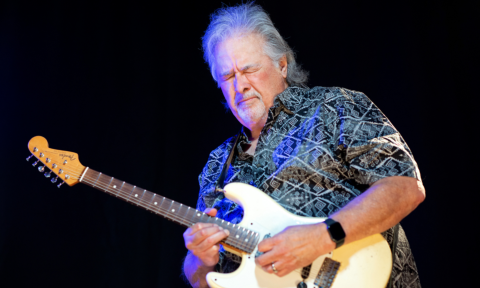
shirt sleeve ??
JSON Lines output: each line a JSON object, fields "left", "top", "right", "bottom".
{"left": 196, "top": 137, "right": 243, "bottom": 274}
{"left": 332, "top": 88, "right": 421, "bottom": 185}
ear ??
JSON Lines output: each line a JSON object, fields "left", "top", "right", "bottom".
{"left": 279, "top": 55, "right": 288, "bottom": 78}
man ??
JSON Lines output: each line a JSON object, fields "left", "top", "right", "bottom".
{"left": 183, "top": 3, "right": 425, "bottom": 288}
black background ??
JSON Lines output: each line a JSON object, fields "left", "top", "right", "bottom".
{"left": 0, "top": 0, "right": 477, "bottom": 287}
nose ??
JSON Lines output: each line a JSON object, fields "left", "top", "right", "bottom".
{"left": 234, "top": 73, "right": 251, "bottom": 95}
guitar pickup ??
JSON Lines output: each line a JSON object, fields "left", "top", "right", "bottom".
{"left": 314, "top": 257, "right": 341, "bottom": 288}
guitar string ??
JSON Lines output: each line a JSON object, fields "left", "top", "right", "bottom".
{"left": 77, "top": 173, "right": 308, "bottom": 276}
{"left": 36, "top": 163, "right": 212, "bottom": 229}
{"left": 46, "top": 166, "right": 259, "bottom": 253}
{"left": 83, "top": 175, "right": 265, "bottom": 254}
{"left": 36, "top": 162, "right": 309, "bottom": 276}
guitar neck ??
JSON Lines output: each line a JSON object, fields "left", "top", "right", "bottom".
{"left": 79, "top": 167, "right": 260, "bottom": 254}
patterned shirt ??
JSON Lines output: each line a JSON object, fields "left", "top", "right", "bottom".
{"left": 196, "top": 86, "right": 422, "bottom": 287}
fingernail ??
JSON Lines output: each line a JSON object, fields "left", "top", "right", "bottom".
{"left": 218, "top": 227, "right": 223, "bottom": 231}
{"left": 224, "top": 230, "right": 230, "bottom": 236}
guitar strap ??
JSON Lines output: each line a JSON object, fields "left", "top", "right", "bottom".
{"left": 387, "top": 224, "right": 400, "bottom": 288}
{"left": 214, "top": 131, "right": 242, "bottom": 192}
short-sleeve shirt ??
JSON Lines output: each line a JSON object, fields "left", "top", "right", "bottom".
{"left": 196, "top": 86, "right": 422, "bottom": 287}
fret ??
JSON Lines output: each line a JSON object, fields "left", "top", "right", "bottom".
{"left": 109, "top": 179, "right": 122, "bottom": 196}
{"left": 151, "top": 194, "right": 161, "bottom": 211}
{"left": 251, "top": 232, "right": 260, "bottom": 251}
{"left": 204, "top": 215, "right": 211, "bottom": 223}
{"left": 178, "top": 204, "right": 189, "bottom": 226}
{"left": 97, "top": 173, "right": 112, "bottom": 191}
{"left": 173, "top": 203, "right": 184, "bottom": 224}
{"left": 118, "top": 181, "right": 125, "bottom": 197}
{"left": 175, "top": 204, "right": 183, "bottom": 225}
{"left": 106, "top": 177, "right": 114, "bottom": 192}
{"left": 157, "top": 197, "right": 166, "bottom": 214}
{"left": 123, "top": 183, "right": 135, "bottom": 199}
{"left": 190, "top": 209, "right": 201, "bottom": 225}
{"left": 237, "top": 227, "right": 248, "bottom": 251}
{"left": 128, "top": 185, "right": 137, "bottom": 202}
{"left": 243, "top": 230, "right": 251, "bottom": 248}
{"left": 245, "top": 232, "right": 255, "bottom": 252}
{"left": 198, "top": 212, "right": 208, "bottom": 223}
{"left": 131, "top": 187, "right": 144, "bottom": 206}
{"left": 162, "top": 198, "right": 172, "bottom": 214}
{"left": 242, "top": 229, "right": 252, "bottom": 251}
{"left": 93, "top": 172, "right": 102, "bottom": 188}
{"left": 142, "top": 191, "right": 155, "bottom": 208}
{"left": 181, "top": 206, "right": 191, "bottom": 226}
{"left": 166, "top": 200, "right": 175, "bottom": 221}
{"left": 173, "top": 203, "right": 184, "bottom": 225}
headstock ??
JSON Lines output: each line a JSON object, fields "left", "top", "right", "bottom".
{"left": 27, "top": 136, "right": 86, "bottom": 187}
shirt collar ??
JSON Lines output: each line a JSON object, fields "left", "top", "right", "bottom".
{"left": 238, "top": 86, "right": 308, "bottom": 144}
{"left": 272, "top": 86, "right": 308, "bottom": 114}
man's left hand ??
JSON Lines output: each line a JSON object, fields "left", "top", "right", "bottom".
{"left": 255, "top": 223, "right": 336, "bottom": 277}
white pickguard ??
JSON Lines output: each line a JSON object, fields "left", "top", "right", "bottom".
{"left": 206, "top": 183, "right": 392, "bottom": 288}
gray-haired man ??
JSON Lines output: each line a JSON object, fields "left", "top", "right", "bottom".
{"left": 183, "top": 3, "right": 425, "bottom": 288}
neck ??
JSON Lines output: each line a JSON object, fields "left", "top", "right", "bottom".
{"left": 244, "top": 84, "right": 288, "bottom": 141}
{"left": 245, "top": 114, "right": 267, "bottom": 141}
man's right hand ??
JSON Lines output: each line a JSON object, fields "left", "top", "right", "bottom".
{"left": 183, "top": 208, "right": 230, "bottom": 268}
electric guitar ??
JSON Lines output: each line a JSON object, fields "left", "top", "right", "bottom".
{"left": 27, "top": 136, "right": 392, "bottom": 288}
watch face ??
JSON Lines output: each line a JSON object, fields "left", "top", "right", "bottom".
{"left": 328, "top": 222, "right": 346, "bottom": 241}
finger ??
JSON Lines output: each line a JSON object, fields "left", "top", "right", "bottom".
{"left": 255, "top": 248, "right": 279, "bottom": 267}
{"left": 188, "top": 225, "right": 224, "bottom": 246}
{"left": 262, "top": 261, "right": 282, "bottom": 274}
{"left": 263, "top": 261, "right": 292, "bottom": 277}
{"left": 257, "top": 235, "right": 276, "bottom": 252}
{"left": 185, "top": 222, "right": 217, "bottom": 236}
{"left": 195, "top": 229, "right": 230, "bottom": 252}
{"left": 204, "top": 208, "right": 218, "bottom": 217}
{"left": 195, "top": 244, "right": 221, "bottom": 267}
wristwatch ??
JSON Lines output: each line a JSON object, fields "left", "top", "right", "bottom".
{"left": 323, "top": 218, "right": 346, "bottom": 249}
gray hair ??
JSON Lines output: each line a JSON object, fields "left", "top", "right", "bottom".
{"left": 202, "top": 2, "right": 309, "bottom": 87}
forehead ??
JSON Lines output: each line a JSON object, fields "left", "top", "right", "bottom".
{"left": 214, "top": 33, "right": 267, "bottom": 75}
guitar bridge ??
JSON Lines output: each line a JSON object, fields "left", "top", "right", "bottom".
{"left": 314, "top": 257, "right": 340, "bottom": 288}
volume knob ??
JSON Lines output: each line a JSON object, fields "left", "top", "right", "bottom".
{"left": 297, "top": 282, "right": 307, "bottom": 288}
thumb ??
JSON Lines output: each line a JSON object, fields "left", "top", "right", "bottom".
{"left": 204, "top": 208, "right": 218, "bottom": 217}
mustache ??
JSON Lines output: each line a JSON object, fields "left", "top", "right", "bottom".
{"left": 243, "top": 90, "right": 262, "bottom": 99}
{"left": 236, "top": 90, "right": 262, "bottom": 104}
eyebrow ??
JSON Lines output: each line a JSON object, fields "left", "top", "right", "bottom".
{"left": 219, "top": 64, "right": 260, "bottom": 77}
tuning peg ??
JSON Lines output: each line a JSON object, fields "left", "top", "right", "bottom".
{"left": 32, "top": 160, "right": 39, "bottom": 167}
{"left": 38, "top": 166, "right": 45, "bottom": 172}
{"left": 57, "top": 181, "right": 64, "bottom": 188}
{"left": 44, "top": 170, "right": 51, "bottom": 178}
{"left": 26, "top": 155, "right": 33, "bottom": 161}
{"left": 51, "top": 176, "right": 58, "bottom": 183}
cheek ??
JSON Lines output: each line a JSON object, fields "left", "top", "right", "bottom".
{"left": 248, "top": 70, "right": 272, "bottom": 89}
{"left": 220, "top": 83, "right": 236, "bottom": 105}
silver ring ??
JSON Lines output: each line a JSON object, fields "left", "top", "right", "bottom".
{"left": 271, "top": 262, "right": 278, "bottom": 274}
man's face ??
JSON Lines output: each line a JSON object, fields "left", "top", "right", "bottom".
{"left": 214, "top": 33, "right": 288, "bottom": 130}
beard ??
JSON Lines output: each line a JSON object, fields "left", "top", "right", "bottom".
{"left": 237, "top": 90, "right": 267, "bottom": 126}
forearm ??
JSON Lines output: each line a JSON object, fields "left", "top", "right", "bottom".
{"left": 183, "top": 252, "right": 215, "bottom": 288}
{"left": 330, "top": 176, "right": 425, "bottom": 245}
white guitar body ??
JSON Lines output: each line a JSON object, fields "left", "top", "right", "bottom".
{"left": 206, "top": 183, "right": 392, "bottom": 288}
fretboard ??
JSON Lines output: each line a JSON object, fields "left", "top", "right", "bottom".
{"left": 79, "top": 167, "right": 260, "bottom": 254}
